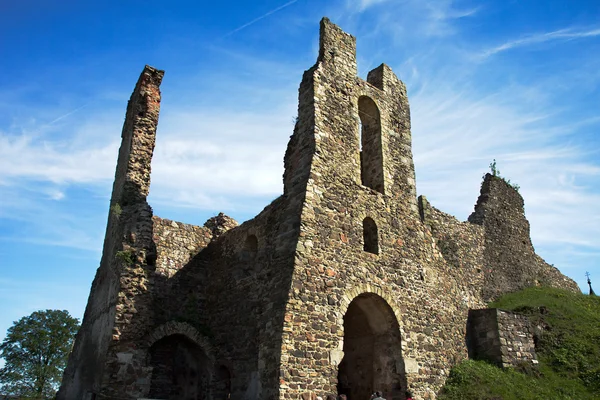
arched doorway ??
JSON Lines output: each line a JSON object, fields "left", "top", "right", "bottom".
{"left": 338, "top": 293, "right": 405, "bottom": 400}
{"left": 149, "top": 334, "right": 210, "bottom": 400}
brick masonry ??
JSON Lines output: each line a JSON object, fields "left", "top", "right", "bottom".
{"left": 58, "top": 18, "right": 580, "bottom": 400}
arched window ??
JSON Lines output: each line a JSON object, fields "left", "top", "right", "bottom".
{"left": 363, "top": 217, "right": 378, "bottom": 254}
{"left": 358, "top": 96, "right": 384, "bottom": 193}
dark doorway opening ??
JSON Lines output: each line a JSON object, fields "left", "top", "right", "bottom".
{"left": 338, "top": 293, "right": 406, "bottom": 400}
{"left": 149, "top": 334, "right": 210, "bottom": 400}
{"left": 213, "top": 365, "right": 232, "bottom": 400}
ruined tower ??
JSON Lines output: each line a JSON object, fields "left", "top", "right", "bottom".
{"left": 59, "top": 18, "right": 579, "bottom": 400}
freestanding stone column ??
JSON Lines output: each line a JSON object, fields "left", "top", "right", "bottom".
{"left": 57, "top": 66, "right": 164, "bottom": 400}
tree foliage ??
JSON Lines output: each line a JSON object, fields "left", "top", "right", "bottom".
{"left": 0, "top": 309, "right": 80, "bottom": 399}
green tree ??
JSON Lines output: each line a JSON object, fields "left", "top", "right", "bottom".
{"left": 0, "top": 309, "right": 80, "bottom": 399}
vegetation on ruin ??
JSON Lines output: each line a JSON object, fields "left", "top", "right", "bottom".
{"left": 115, "top": 249, "right": 135, "bottom": 266}
{"left": 439, "top": 287, "right": 600, "bottom": 399}
{"left": 486, "top": 159, "right": 520, "bottom": 192}
{"left": 110, "top": 202, "right": 123, "bottom": 218}
{"left": 0, "top": 309, "right": 80, "bottom": 399}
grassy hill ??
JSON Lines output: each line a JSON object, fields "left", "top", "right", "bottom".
{"left": 439, "top": 287, "right": 600, "bottom": 400}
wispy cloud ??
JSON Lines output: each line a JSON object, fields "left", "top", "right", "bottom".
{"left": 45, "top": 104, "right": 87, "bottom": 127}
{"left": 355, "top": 0, "right": 389, "bottom": 12}
{"left": 346, "top": 0, "right": 479, "bottom": 38}
{"left": 149, "top": 106, "right": 295, "bottom": 211}
{"left": 482, "top": 27, "right": 600, "bottom": 58}
{"left": 222, "top": 0, "right": 299, "bottom": 38}
{"left": 0, "top": 133, "right": 118, "bottom": 185}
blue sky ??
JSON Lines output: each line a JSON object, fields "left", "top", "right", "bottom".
{"left": 1, "top": 0, "right": 599, "bottom": 347}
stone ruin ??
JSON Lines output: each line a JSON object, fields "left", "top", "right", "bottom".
{"left": 57, "top": 18, "right": 579, "bottom": 400}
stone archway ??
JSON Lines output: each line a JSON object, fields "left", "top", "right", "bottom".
{"left": 338, "top": 293, "right": 405, "bottom": 400}
{"left": 148, "top": 334, "right": 211, "bottom": 400}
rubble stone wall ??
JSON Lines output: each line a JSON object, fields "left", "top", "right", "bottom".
{"left": 467, "top": 309, "right": 537, "bottom": 368}
{"left": 469, "top": 174, "right": 579, "bottom": 301}
{"left": 58, "top": 66, "right": 164, "bottom": 400}
{"left": 418, "top": 196, "right": 485, "bottom": 296}
{"left": 497, "top": 309, "right": 538, "bottom": 368}
{"left": 152, "top": 216, "right": 212, "bottom": 278}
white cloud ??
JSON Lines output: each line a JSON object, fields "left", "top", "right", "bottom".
{"left": 354, "top": 0, "right": 390, "bottom": 12}
{"left": 0, "top": 133, "right": 118, "bottom": 185}
{"left": 481, "top": 27, "right": 600, "bottom": 58}
{"left": 47, "top": 188, "right": 66, "bottom": 201}
{"left": 150, "top": 108, "right": 294, "bottom": 204}
{"left": 346, "top": 0, "right": 479, "bottom": 39}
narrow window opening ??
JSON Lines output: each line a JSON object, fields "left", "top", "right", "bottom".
{"left": 358, "top": 96, "right": 384, "bottom": 193}
{"left": 363, "top": 217, "right": 379, "bottom": 254}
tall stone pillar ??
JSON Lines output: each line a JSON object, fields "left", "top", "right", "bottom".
{"left": 57, "top": 66, "right": 164, "bottom": 400}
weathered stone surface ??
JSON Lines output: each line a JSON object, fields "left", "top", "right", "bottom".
{"left": 58, "top": 65, "right": 164, "bottom": 400}
{"left": 204, "top": 212, "right": 239, "bottom": 238}
{"left": 467, "top": 309, "right": 537, "bottom": 368}
{"left": 59, "top": 19, "right": 580, "bottom": 400}
{"left": 469, "top": 174, "right": 580, "bottom": 301}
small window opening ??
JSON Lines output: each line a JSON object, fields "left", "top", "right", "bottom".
{"left": 363, "top": 217, "right": 379, "bottom": 254}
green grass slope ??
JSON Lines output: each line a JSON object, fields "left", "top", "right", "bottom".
{"left": 439, "top": 287, "right": 600, "bottom": 400}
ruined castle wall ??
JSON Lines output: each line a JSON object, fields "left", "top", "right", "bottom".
{"left": 467, "top": 308, "right": 537, "bottom": 368}
{"left": 152, "top": 216, "right": 213, "bottom": 278}
{"left": 468, "top": 174, "right": 579, "bottom": 301}
{"left": 276, "top": 19, "right": 486, "bottom": 400}
{"left": 418, "top": 195, "right": 485, "bottom": 298}
{"left": 168, "top": 195, "right": 303, "bottom": 400}
{"left": 58, "top": 66, "right": 164, "bottom": 400}
{"left": 149, "top": 216, "right": 215, "bottom": 355}
{"left": 78, "top": 192, "right": 301, "bottom": 400}
{"left": 496, "top": 309, "right": 537, "bottom": 368}
{"left": 61, "top": 18, "right": 584, "bottom": 400}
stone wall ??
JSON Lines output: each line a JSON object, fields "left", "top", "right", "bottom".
{"left": 467, "top": 308, "right": 537, "bottom": 368}
{"left": 418, "top": 196, "right": 485, "bottom": 299}
{"left": 152, "top": 216, "right": 213, "bottom": 278}
{"left": 277, "top": 19, "right": 486, "bottom": 400}
{"left": 58, "top": 66, "right": 164, "bottom": 400}
{"left": 469, "top": 174, "right": 579, "bottom": 301}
